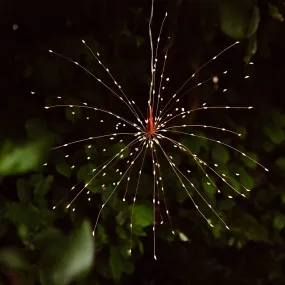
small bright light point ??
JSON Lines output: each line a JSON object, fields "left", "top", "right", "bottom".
{"left": 82, "top": 39, "right": 85, "bottom": 43}
{"left": 213, "top": 76, "right": 219, "bottom": 83}
{"left": 49, "top": 50, "right": 53, "bottom": 53}
{"left": 53, "top": 206, "right": 56, "bottom": 210}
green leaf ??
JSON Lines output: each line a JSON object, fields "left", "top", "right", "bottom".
{"left": 5, "top": 203, "right": 42, "bottom": 229}
{"left": 34, "top": 175, "right": 54, "bottom": 204}
{"left": 276, "top": 157, "right": 285, "bottom": 172}
{"left": 0, "top": 248, "right": 30, "bottom": 270}
{"left": 109, "top": 246, "right": 125, "bottom": 281}
{"left": 110, "top": 142, "right": 130, "bottom": 158}
{"left": 263, "top": 124, "right": 285, "bottom": 144}
{"left": 233, "top": 214, "right": 268, "bottom": 241}
{"left": 240, "top": 151, "right": 258, "bottom": 169}
{"left": 33, "top": 228, "right": 62, "bottom": 250}
{"left": 41, "top": 220, "right": 94, "bottom": 285}
{"left": 218, "top": 199, "right": 236, "bottom": 211}
{"left": 180, "top": 137, "right": 201, "bottom": 155}
{"left": 56, "top": 162, "right": 71, "bottom": 178}
{"left": 0, "top": 136, "right": 52, "bottom": 175}
{"left": 212, "top": 144, "right": 230, "bottom": 164}
{"left": 77, "top": 164, "right": 96, "bottom": 181}
{"left": 17, "top": 178, "right": 31, "bottom": 203}
{"left": 239, "top": 169, "right": 255, "bottom": 190}
{"left": 246, "top": 6, "right": 260, "bottom": 38}
{"left": 268, "top": 3, "right": 284, "bottom": 22}
{"left": 109, "top": 244, "right": 134, "bottom": 279}
{"left": 219, "top": 0, "right": 259, "bottom": 39}
{"left": 244, "top": 35, "right": 257, "bottom": 63}
{"left": 130, "top": 204, "right": 153, "bottom": 228}
{"left": 273, "top": 214, "right": 285, "bottom": 230}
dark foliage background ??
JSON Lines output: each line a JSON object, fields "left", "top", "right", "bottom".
{"left": 1, "top": 0, "right": 285, "bottom": 284}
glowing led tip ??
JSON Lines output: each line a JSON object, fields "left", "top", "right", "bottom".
{"left": 49, "top": 50, "right": 53, "bottom": 53}
{"left": 82, "top": 39, "right": 85, "bottom": 43}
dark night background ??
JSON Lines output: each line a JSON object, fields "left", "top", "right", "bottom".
{"left": 1, "top": 0, "right": 285, "bottom": 284}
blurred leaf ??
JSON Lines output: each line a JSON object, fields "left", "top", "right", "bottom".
{"left": 130, "top": 204, "right": 152, "bottom": 228}
{"left": 41, "top": 220, "right": 94, "bottom": 285}
{"left": 219, "top": 0, "right": 260, "bottom": 39}
{"left": 211, "top": 144, "right": 229, "bottom": 164}
{"left": 77, "top": 164, "right": 96, "bottom": 181}
{"left": 34, "top": 175, "right": 54, "bottom": 204}
{"left": 109, "top": 245, "right": 134, "bottom": 281}
{"left": 239, "top": 169, "right": 254, "bottom": 189}
{"left": 56, "top": 162, "right": 71, "bottom": 178}
{"left": 247, "top": 6, "right": 260, "bottom": 38}
{"left": 276, "top": 157, "right": 285, "bottom": 172}
{"left": 109, "top": 246, "right": 124, "bottom": 281}
{"left": 273, "top": 214, "right": 285, "bottom": 230}
{"left": 0, "top": 136, "right": 52, "bottom": 175}
{"left": 17, "top": 178, "right": 31, "bottom": 203}
{"left": 178, "top": 231, "right": 189, "bottom": 242}
{"left": 180, "top": 137, "right": 201, "bottom": 155}
{"left": 0, "top": 248, "right": 30, "bottom": 270}
{"left": 244, "top": 35, "right": 257, "bottom": 63}
{"left": 233, "top": 213, "right": 268, "bottom": 241}
{"left": 268, "top": 3, "right": 284, "bottom": 22}
{"left": 218, "top": 199, "right": 236, "bottom": 211}
{"left": 97, "top": 224, "right": 108, "bottom": 244}
{"left": 33, "top": 228, "right": 62, "bottom": 250}
{"left": 5, "top": 203, "right": 42, "bottom": 229}
{"left": 240, "top": 151, "right": 258, "bottom": 169}
{"left": 263, "top": 124, "right": 285, "bottom": 144}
